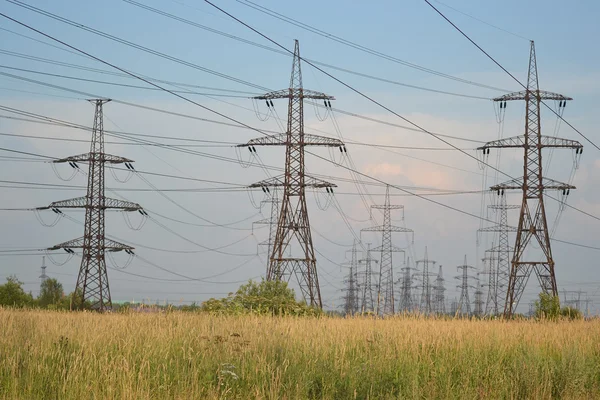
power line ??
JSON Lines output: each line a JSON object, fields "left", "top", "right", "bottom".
{"left": 422, "top": 0, "right": 600, "bottom": 152}
{"left": 232, "top": 0, "right": 511, "bottom": 92}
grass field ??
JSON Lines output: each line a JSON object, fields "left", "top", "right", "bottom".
{"left": 1, "top": 310, "right": 599, "bottom": 399}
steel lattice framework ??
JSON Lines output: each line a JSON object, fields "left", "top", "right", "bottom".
{"left": 342, "top": 241, "right": 360, "bottom": 315}
{"left": 433, "top": 264, "right": 447, "bottom": 314}
{"left": 42, "top": 100, "right": 142, "bottom": 311}
{"left": 478, "top": 41, "right": 583, "bottom": 317}
{"left": 253, "top": 188, "right": 280, "bottom": 270}
{"left": 362, "top": 186, "right": 413, "bottom": 316}
{"left": 478, "top": 195, "right": 519, "bottom": 315}
{"left": 398, "top": 258, "right": 416, "bottom": 312}
{"left": 455, "top": 256, "right": 476, "bottom": 315}
{"left": 415, "top": 247, "right": 437, "bottom": 314}
{"left": 358, "top": 243, "right": 378, "bottom": 314}
{"left": 238, "top": 40, "right": 344, "bottom": 307}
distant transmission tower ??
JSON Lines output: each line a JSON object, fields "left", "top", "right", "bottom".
{"left": 398, "top": 257, "right": 416, "bottom": 312}
{"left": 361, "top": 185, "right": 413, "bottom": 316}
{"left": 433, "top": 265, "right": 447, "bottom": 314}
{"left": 473, "top": 283, "right": 484, "bottom": 317}
{"left": 253, "top": 188, "right": 280, "bottom": 269}
{"left": 238, "top": 40, "right": 344, "bottom": 308}
{"left": 358, "top": 243, "right": 378, "bottom": 313}
{"left": 342, "top": 241, "right": 360, "bottom": 315}
{"left": 478, "top": 41, "right": 583, "bottom": 317}
{"left": 39, "top": 256, "right": 48, "bottom": 283}
{"left": 478, "top": 194, "right": 519, "bottom": 315}
{"left": 42, "top": 99, "right": 142, "bottom": 311}
{"left": 455, "top": 255, "right": 477, "bottom": 315}
{"left": 415, "top": 247, "right": 437, "bottom": 314}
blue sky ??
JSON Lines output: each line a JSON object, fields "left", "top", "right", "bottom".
{"left": 0, "top": 0, "right": 599, "bottom": 313}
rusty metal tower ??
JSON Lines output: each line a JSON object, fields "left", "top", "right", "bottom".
{"left": 42, "top": 99, "right": 142, "bottom": 311}
{"left": 415, "top": 247, "right": 437, "bottom": 314}
{"left": 358, "top": 243, "right": 378, "bottom": 313}
{"left": 238, "top": 40, "right": 344, "bottom": 307}
{"left": 478, "top": 194, "right": 519, "bottom": 315}
{"left": 362, "top": 185, "right": 413, "bottom": 316}
{"left": 478, "top": 41, "right": 583, "bottom": 317}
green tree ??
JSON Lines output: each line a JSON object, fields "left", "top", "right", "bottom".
{"left": 201, "top": 279, "right": 322, "bottom": 316}
{"left": 0, "top": 276, "right": 34, "bottom": 307}
{"left": 534, "top": 293, "right": 561, "bottom": 320}
{"left": 38, "top": 278, "right": 64, "bottom": 308}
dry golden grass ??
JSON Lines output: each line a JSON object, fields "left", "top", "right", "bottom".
{"left": 0, "top": 309, "right": 599, "bottom": 399}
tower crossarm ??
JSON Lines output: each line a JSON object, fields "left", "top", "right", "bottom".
{"left": 362, "top": 225, "right": 413, "bottom": 233}
{"left": 493, "top": 90, "right": 572, "bottom": 102}
{"left": 54, "top": 153, "right": 134, "bottom": 164}
{"left": 370, "top": 244, "right": 406, "bottom": 253}
{"left": 478, "top": 224, "right": 518, "bottom": 233}
{"left": 490, "top": 177, "right": 575, "bottom": 191}
{"left": 40, "top": 196, "right": 143, "bottom": 211}
{"left": 248, "top": 174, "right": 336, "bottom": 189}
{"left": 238, "top": 133, "right": 343, "bottom": 147}
{"left": 48, "top": 237, "right": 134, "bottom": 251}
{"left": 371, "top": 205, "right": 403, "bottom": 210}
{"left": 253, "top": 89, "right": 334, "bottom": 101}
{"left": 478, "top": 136, "right": 583, "bottom": 150}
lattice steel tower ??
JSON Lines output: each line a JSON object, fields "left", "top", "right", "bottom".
{"left": 342, "top": 241, "right": 360, "bottom": 315}
{"left": 238, "top": 40, "right": 344, "bottom": 308}
{"left": 39, "top": 256, "right": 48, "bottom": 283}
{"left": 455, "top": 255, "right": 477, "bottom": 315}
{"left": 478, "top": 194, "right": 519, "bottom": 315}
{"left": 415, "top": 247, "right": 437, "bottom": 314}
{"left": 398, "top": 258, "right": 416, "bottom": 312}
{"left": 478, "top": 41, "right": 583, "bottom": 316}
{"left": 362, "top": 185, "right": 413, "bottom": 316}
{"left": 433, "top": 264, "right": 447, "bottom": 314}
{"left": 43, "top": 99, "right": 142, "bottom": 311}
{"left": 358, "top": 243, "right": 378, "bottom": 313}
{"left": 253, "top": 188, "right": 280, "bottom": 270}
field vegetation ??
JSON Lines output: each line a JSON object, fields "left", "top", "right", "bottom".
{"left": 1, "top": 309, "right": 599, "bottom": 399}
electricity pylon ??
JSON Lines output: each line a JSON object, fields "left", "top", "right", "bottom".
{"left": 361, "top": 185, "right": 413, "bottom": 316}
{"left": 474, "top": 285, "right": 484, "bottom": 316}
{"left": 415, "top": 247, "right": 437, "bottom": 314}
{"left": 39, "top": 256, "right": 48, "bottom": 283}
{"left": 478, "top": 41, "right": 583, "bottom": 317}
{"left": 342, "top": 241, "right": 360, "bottom": 315}
{"left": 41, "top": 100, "right": 142, "bottom": 311}
{"left": 478, "top": 194, "right": 519, "bottom": 315}
{"left": 238, "top": 40, "right": 344, "bottom": 308}
{"left": 433, "top": 264, "right": 447, "bottom": 314}
{"left": 253, "top": 188, "right": 280, "bottom": 269}
{"left": 398, "top": 257, "right": 416, "bottom": 312}
{"left": 455, "top": 255, "right": 477, "bottom": 315}
{"left": 358, "top": 243, "right": 378, "bottom": 313}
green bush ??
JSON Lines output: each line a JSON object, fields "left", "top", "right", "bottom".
{"left": 534, "top": 293, "right": 583, "bottom": 320}
{"left": 200, "top": 279, "right": 322, "bottom": 316}
{"left": 0, "top": 276, "right": 34, "bottom": 307}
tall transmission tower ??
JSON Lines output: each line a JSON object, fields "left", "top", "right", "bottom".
{"left": 478, "top": 194, "right": 519, "bottom": 315}
{"left": 478, "top": 41, "right": 583, "bottom": 317}
{"left": 455, "top": 256, "right": 477, "bottom": 315}
{"left": 42, "top": 99, "right": 142, "bottom": 311}
{"left": 358, "top": 243, "right": 378, "bottom": 313}
{"left": 39, "top": 256, "right": 48, "bottom": 283}
{"left": 398, "top": 257, "right": 416, "bottom": 312}
{"left": 433, "top": 264, "right": 447, "bottom": 314}
{"left": 361, "top": 185, "right": 413, "bottom": 316}
{"left": 473, "top": 283, "right": 484, "bottom": 317}
{"left": 253, "top": 189, "right": 280, "bottom": 269}
{"left": 342, "top": 241, "right": 360, "bottom": 315}
{"left": 237, "top": 40, "right": 344, "bottom": 308}
{"left": 415, "top": 247, "right": 437, "bottom": 314}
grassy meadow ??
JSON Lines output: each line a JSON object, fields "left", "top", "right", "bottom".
{"left": 1, "top": 309, "right": 599, "bottom": 399}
